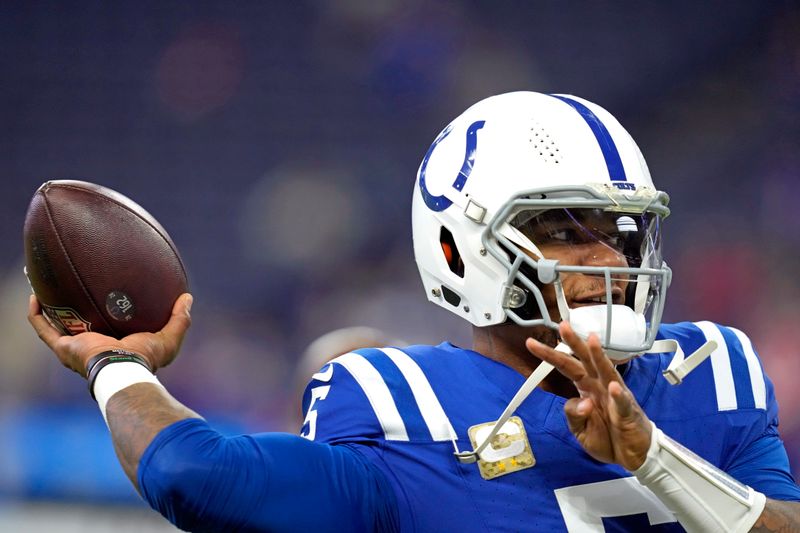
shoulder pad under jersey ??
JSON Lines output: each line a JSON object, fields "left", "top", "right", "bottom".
{"left": 300, "top": 346, "right": 457, "bottom": 445}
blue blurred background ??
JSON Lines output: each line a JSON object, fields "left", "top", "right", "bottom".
{"left": 2, "top": 1, "right": 799, "bottom": 530}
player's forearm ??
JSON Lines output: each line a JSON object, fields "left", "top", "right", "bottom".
{"left": 751, "top": 499, "right": 800, "bottom": 532}
{"left": 106, "top": 382, "right": 202, "bottom": 490}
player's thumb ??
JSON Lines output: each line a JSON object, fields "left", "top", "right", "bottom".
{"left": 161, "top": 294, "right": 193, "bottom": 340}
{"left": 180, "top": 293, "right": 193, "bottom": 317}
{"left": 149, "top": 293, "right": 192, "bottom": 367}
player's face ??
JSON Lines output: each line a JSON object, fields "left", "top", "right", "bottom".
{"left": 517, "top": 209, "right": 634, "bottom": 320}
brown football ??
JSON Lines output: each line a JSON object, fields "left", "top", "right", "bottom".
{"left": 23, "top": 180, "right": 188, "bottom": 338}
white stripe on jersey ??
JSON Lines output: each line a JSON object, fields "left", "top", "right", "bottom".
{"left": 729, "top": 327, "right": 767, "bottom": 410}
{"left": 310, "top": 364, "right": 334, "bottom": 383}
{"left": 381, "top": 348, "right": 457, "bottom": 442}
{"left": 694, "top": 321, "right": 737, "bottom": 411}
{"left": 333, "top": 352, "right": 409, "bottom": 441}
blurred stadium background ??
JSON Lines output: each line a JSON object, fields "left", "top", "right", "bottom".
{"left": 1, "top": 1, "right": 799, "bottom": 530}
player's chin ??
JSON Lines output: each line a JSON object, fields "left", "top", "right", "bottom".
{"left": 610, "top": 355, "right": 634, "bottom": 365}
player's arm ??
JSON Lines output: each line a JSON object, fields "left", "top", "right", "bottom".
{"left": 136, "top": 417, "right": 398, "bottom": 532}
{"left": 752, "top": 500, "right": 800, "bottom": 532}
{"left": 528, "top": 321, "right": 800, "bottom": 533}
{"left": 28, "top": 293, "right": 199, "bottom": 486}
{"left": 28, "top": 294, "right": 399, "bottom": 531}
{"left": 727, "top": 421, "right": 800, "bottom": 531}
{"left": 631, "top": 418, "right": 800, "bottom": 533}
{"left": 105, "top": 383, "right": 200, "bottom": 487}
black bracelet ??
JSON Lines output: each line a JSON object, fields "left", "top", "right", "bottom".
{"left": 86, "top": 349, "right": 153, "bottom": 401}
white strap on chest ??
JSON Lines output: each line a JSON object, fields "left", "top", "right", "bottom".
{"left": 454, "top": 346, "right": 562, "bottom": 464}
{"left": 454, "top": 335, "right": 716, "bottom": 464}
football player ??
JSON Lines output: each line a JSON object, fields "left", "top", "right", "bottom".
{"left": 30, "top": 91, "right": 800, "bottom": 532}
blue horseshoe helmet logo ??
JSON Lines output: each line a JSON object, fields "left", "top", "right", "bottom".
{"left": 418, "top": 120, "right": 486, "bottom": 212}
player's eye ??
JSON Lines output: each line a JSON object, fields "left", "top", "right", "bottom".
{"left": 545, "top": 228, "right": 583, "bottom": 244}
{"left": 598, "top": 231, "right": 623, "bottom": 248}
{"left": 542, "top": 226, "right": 626, "bottom": 250}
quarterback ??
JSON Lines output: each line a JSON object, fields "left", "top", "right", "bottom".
{"left": 30, "top": 92, "right": 800, "bottom": 532}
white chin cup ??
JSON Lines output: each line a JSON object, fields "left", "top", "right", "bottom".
{"left": 567, "top": 304, "right": 646, "bottom": 361}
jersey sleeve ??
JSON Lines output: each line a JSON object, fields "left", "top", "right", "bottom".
{"left": 697, "top": 322, "right": 800, "bottom": 500}
{"left": 655, "top": 322, "right": 800, "bottom": 501}
{"left": 726, "top": 422, "right": 800, "bottom": 501}
{"left": 138, "top": 418, "right": 399, "bottom": 532}
{"left": 300, "top": 351, "right": 399, "bottom": 445}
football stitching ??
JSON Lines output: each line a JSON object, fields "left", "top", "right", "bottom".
{"left": 40, "top": 186, "right": 120, "bottom": 337}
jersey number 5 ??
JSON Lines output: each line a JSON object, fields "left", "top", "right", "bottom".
{"left": 300, "top": 385, "right": 330, "bottom": 441}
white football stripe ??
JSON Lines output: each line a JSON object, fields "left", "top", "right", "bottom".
{"left": 694, "top": 321, "right": 737, "bottom": 411}
{"left": 729, "top": 327, "right": 767, "bottom": 410}
{"left": 333, "top": 352, "right": 409, "bottom": 441}
{"left": 381, "top": 348, "right": 456, "bottom": 442}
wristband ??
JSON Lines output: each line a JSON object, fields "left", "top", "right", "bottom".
{"left": 86, "top": 349, "right": 153, "bottom": 400}
{"left": 633, "top": 421, "right": 766, "bottom": 532}
{"left": 93, "top": 361, "right": 163, "bottom": 424}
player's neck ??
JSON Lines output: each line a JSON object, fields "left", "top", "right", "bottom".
{"left": 472, "top": 324, "right": 579, "bottom": 398}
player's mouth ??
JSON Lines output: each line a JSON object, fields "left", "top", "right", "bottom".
{"left": 570, "top": 288, "right": 624, "bottom": 308}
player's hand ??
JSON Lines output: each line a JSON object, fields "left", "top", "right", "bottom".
{"left": 28, "top": 293, "right": 193, "bottom": 377}
{"left": 525, "top": 321, "right": 652, "bottom": 471}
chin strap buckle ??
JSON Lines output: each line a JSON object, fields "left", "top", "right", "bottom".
{"left": 455, "top": 451, "right": 479, "bottom": 464}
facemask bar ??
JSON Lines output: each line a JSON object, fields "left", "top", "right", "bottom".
{"left": 481, "top": 184, "right": 671, "bottom": 355}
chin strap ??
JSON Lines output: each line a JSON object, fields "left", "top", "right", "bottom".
{"left": 455, "top": 344, "right": 566, "bottom": 464}
{"left": 454, "top": 338, "right": 718, "bottom": 464}
{"left": 657, "top": 338, "right": 718, "bottom": 385}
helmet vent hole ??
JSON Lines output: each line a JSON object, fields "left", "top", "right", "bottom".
{"left": 529, "top": 122, "right": 561, "bottom": 164}
{"left": 440, "top": 226, "right": 464, "bottom": 278}
{"left": 441, "top": 285, "right": 462, "bottom": 307}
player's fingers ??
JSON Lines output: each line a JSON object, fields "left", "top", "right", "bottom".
{"left": 559, "top": 322, "right": 599, "bottom": 379}
{"left": 564, "top": 397, "right": 592, "bottom": 435}
{"left": 587, "top": 333, "right": 620, "bottom": 386}
{"left": 27, "top": 294, "right": 62, "bottom": 349}
{"left": 526, "top": 337, "right": 588, "bottom": 383}
{"left": 609, "top": 381, "right": 635, "bottom": 420}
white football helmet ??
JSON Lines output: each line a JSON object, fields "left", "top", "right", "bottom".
{"left": 412, "top": 91, "right": 672, "bottom": 357}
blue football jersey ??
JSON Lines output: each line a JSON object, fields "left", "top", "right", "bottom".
{"left": 302, "top": 321, "right": 800, "bottom": 532}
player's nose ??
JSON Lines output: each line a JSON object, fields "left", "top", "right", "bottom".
{"left": 582, "top": 242, "right": 628, "bottom": 268}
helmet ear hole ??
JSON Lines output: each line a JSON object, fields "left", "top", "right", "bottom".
{"left": 440, "top": 226, "right": 464, "bottom": 278}
{"left": 441, "top": 285, "right": 462, "bottom": 307}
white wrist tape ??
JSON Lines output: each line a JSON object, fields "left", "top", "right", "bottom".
{"left": 634, "top": 421, "right": 766, "bottom": 533}
{"left": 93, "top": 361, "right": 164, "bottom": 425}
